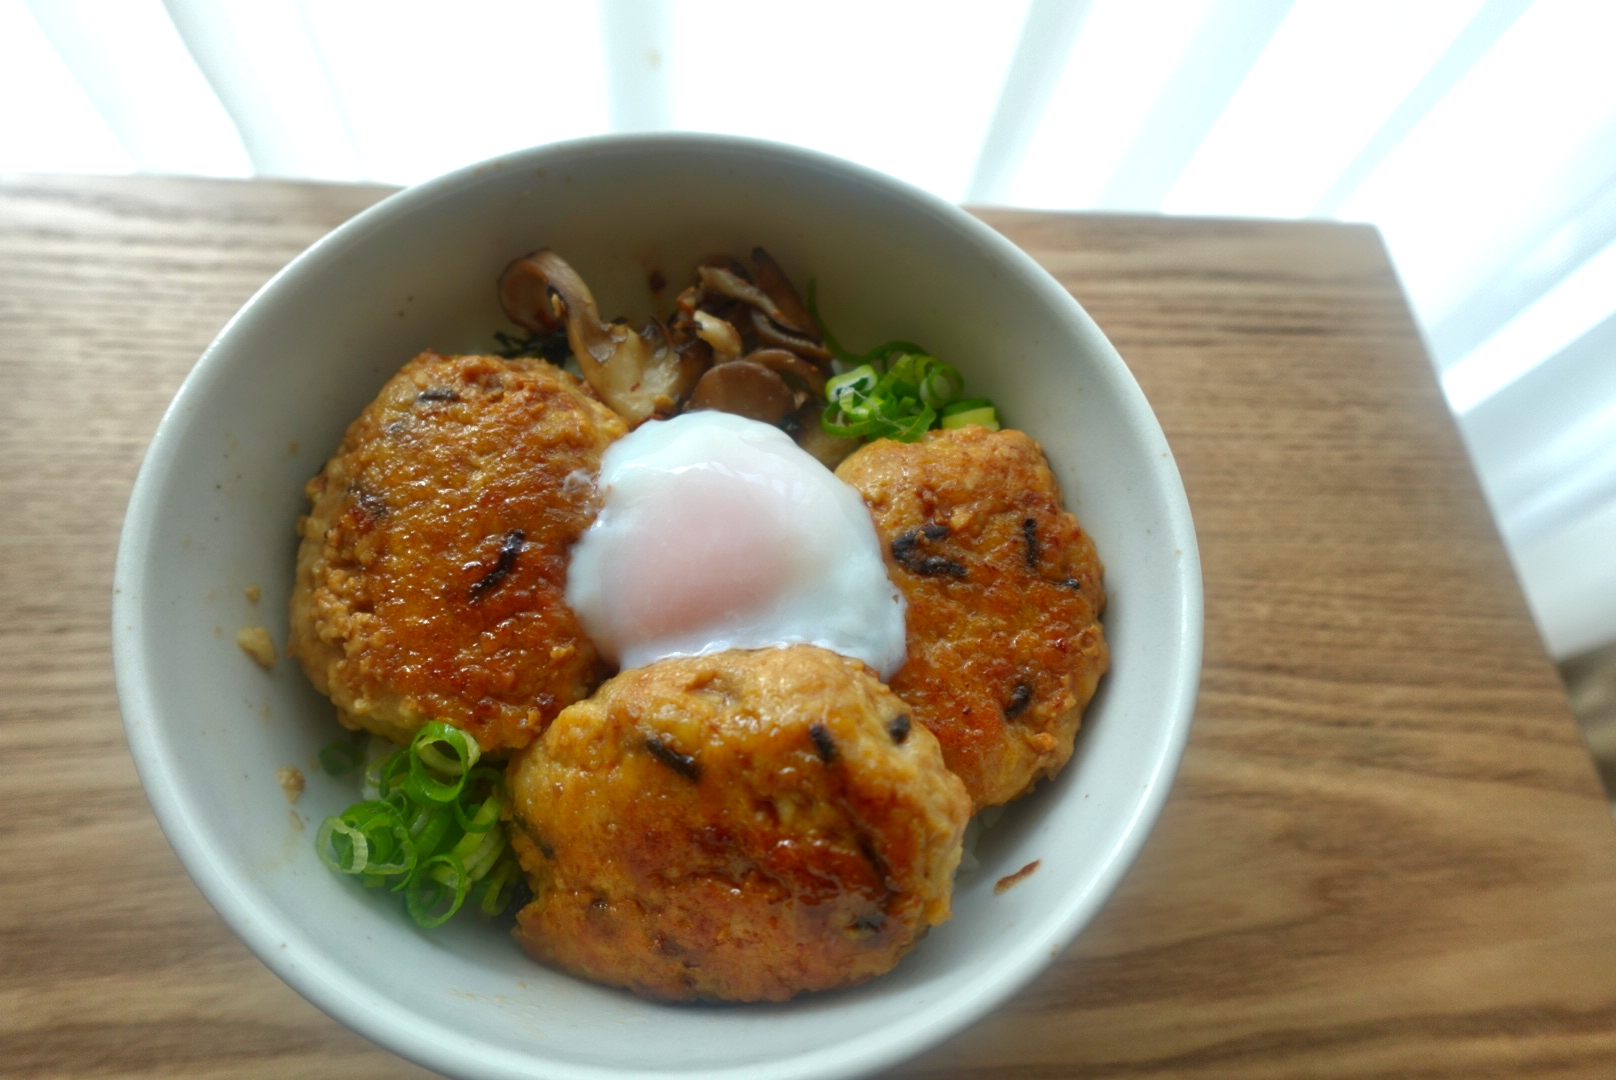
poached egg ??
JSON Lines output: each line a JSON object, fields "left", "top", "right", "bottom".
{"left": 565, "top": 411, "right": 906, "bottom": 678}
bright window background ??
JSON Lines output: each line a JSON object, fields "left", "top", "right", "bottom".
{"left": 5, "top": 0, "right": 1613, "bottom": 658}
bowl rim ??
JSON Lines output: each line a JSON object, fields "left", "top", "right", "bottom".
{"left": 112, "top": 131, "right": 1203, "bottom": 1080}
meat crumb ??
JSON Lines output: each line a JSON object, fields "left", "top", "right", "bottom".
{"left": 244, "top": 584, "right": 262, "bottom": 603}
{"left": 277, "top": 766, "right": 305, "bottom": 803}
{"left": 236, "top": 625, "right": 276, "bottom": 668}
{"left": 994, "top": 859, "right": 1041, "bottom": 895}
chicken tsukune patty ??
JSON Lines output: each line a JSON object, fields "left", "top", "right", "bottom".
{"left": 835, "top": 426, "right": 1109, "bottom": 809}
{"left": 506, "top": 645, "right": 971, "bottom": 1002}
{"left": 288, "top": 351, "right": 627, "bottom": 752}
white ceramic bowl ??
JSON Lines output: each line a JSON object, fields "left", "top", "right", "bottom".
{"left": 113, "top": 135, "right": 1202, "bottom": 1080}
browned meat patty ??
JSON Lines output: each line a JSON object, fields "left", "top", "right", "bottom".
{"left": 506, "top": 645, "right": 971, "bottom": 1002}
{"left": 288, "top": 351, "right": 627, "bottom": 751}
{"left": 835, "top": 426, "right": 1108, "bottom": 809}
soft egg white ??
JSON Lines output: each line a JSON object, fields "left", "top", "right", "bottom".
{"left": 566, "top": 411, "right": 906, "bottom": 678}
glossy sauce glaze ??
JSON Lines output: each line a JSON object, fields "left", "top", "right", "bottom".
{"left": 288, "top": 351, "right": 627, "bottom": 751}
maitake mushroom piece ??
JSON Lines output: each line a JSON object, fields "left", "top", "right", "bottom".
{"left": 692, "top": 310, "right": 744, "bottom": 362}
{"left": 671, "top": 249, "right": 862, "bottom": 467}
{"left": 749, "top": 248, "right": 820, "bottom": 339}
{"left": 671, "top": 251, "right": 831, "bottom": 366}
{"left": 498, "top": 251, "right": 706, "bottom": 426}
{"left": 496, "top": 245, "right": 862, "bottom": 468}
{"left": 750, "top": 307, "right": 833, "bottom": 363}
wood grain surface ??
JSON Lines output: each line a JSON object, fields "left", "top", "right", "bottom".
{"left": 3, "top": 176, "right": 1615, "bottom": 1079}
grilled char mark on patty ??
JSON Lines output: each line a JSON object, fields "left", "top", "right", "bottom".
{"left": 809, "top": 722, "right": 838, "bottom": 763}
{"left": 467, "top": 529, "right": 525, "bottom": 604}
{"left": 891, "top": 523, "right": 967, "bottom": 579}
{"left": 644, "top": 734, "right": 701, "bottom": 782}
{"left": 1003, "top": 681, "right": 1034, "bottom": 719}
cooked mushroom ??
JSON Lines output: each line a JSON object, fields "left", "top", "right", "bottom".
{"left": 741, "top": 348, "right": 827, "bottom": 396}
{"left": 498, "top": 251, "right": 705, "bottom": 425}
{"left": 693, "top": 311, "right": 744, "bottom": 363}
{"left": 697, "top": 265, "right": 790, "bottom": 326}
{"left": 676, "top": 334, "right": 714, "bottom": 373}
{"left": 749, "top": 307, "right": 833, "bottom": 365}
{"left": 686, "top": 361, "right": 797, "bottom": 425}
{"left": 499, "top": 255, "right": 565, "bottom": 334}
{"left": 674, "top": 279, "right": 739, "bottom": 325}
{"left": 749, "top": 248, "right": 817, "bottom": 337}
{"left": 691, "top": 253, "right": 831, "bottom": 371}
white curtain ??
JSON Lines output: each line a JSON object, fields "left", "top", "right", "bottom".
{"left": 4, "top": 0, "right": 1612, "bottom": 657}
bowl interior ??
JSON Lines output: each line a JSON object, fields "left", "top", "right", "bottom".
{"left": 114, "top": 137, "right": 1201, "bottom": 1080}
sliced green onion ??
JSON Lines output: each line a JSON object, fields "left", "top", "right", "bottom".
{"left": 458, "top": 825, "right": 508, "bottom": 882}
{"left": 408, "top": 802, "right": 456, "bottom": 858}
{"left": 919, "top": 364, "right": 963, "bottom": 409}
{"left": 940, "top": 406, "right": 1001, "bottom": 431}
{"left": 826, "top": 364, "right": 877, "bottom": 404}
{"left": 877, "top": 358, "right": 919, "bottom": 399}
{"left": 406, "top": 853, "right": 471, "bottom": 928}
{"left": 454, "top": 787, "right": 503, "bottom": 836}
{"left": 941, "top": 397, "right": 1000, "bottom": 429}
{"left": 477, "top": 855, "right": 522, "bottom": 916}
{"left": 316, "top": 816, "right": 370, "bottom": 874}
{"left": 405, "top": 722, "right": 480, "bottom": 804}
{"left": 349, "top": 806, "right": 414, "bottom": 876}
{"left": 315, "top": 719, "right": 521, "bottom": 928}
{"left": 819, "top": 409, "right": 883, "bottom": 439}
{"left": 416, "top": 723, "right": 479, "bottom": 775}
{"left": 892, "top": 405, "right": 938, "bottom": 443}
{"left": 451, "top": 767, "right": 504, "bottom": 829}
{"left": 809, "top": 287, "right": 1001, "bottom": 444}
{"left": 317, "top": 800, "right": 418, "bottom": 881}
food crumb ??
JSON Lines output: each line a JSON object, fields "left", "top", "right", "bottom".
{"left": 994, "top": 859, "right": 1041, "bottom": 895}
{"left": 277, "top": 766, "right": 305, "bottom": 803}
{"left": 236, "top": 625, "right": 276, "bottom": 667}
{"left": 244, "top": 584, "right": 262, "bottom": 603}
{"left": 288, "top": 808, "right": 305, "bottom": 831}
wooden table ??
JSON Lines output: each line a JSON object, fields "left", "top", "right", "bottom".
{"left": 4, "top": 175, "right": 1615, "bottom": 1079}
